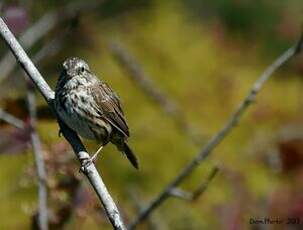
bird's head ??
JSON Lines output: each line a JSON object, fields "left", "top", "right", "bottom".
{"left": 62, "top": 57, "right": 90, "bottom": 77}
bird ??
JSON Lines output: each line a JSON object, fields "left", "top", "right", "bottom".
{"left": 54, "top": 57, "right": 138, "bottom": 169}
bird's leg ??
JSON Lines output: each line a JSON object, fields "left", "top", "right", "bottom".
{"left": 79, "top": 146, "right": 104, "bottom": 173}
{"left": 91, "top": 145, "right": 104, "bottom": 163}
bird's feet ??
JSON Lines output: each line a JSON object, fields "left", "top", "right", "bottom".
{"left": 79, "top": 157, "right": 94, "bottom": 173}
{"left": 79, "top": 146, "right": 104, "bottom": 173}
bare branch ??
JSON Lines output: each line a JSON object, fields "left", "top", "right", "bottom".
{"left": 27, "top": 82, "right": 48, "bottom": 230}
{"left": 0, "top": 12, "right": 57, "bottom": 80}
{"left": 168, "top": 188, "right": 192, "bottom": 201}
{"left": 128, "top": 188, "right": 162, "bottom": 230}
{"left": 0, "top": 36, "right": 63, "bottom": 126}
{"left": 0, "top": 107, "right": 25, "bottom": 129}
{"left": 0, "top": 0, "right": 102, "bottom": 83}
{"left": 190, "top": 165, "right": 219, "bottom": 200}
{"left": 169, "top": 166, "right": 219, "bottom": 201}
{"left": 110, "top": 42, "right": 202, "bottom": 145}
{"left": 128, "top": 34, "right": 303, "bottom": 229}
{"left": 0, "top": 15, "right": 65, "bottom": 230}
{"left": 31, "top": 36, "right": 63, "bottom": 64}
{"left": 0, "top": 83, "right": 49, "bottom": 230}
{"left": 0, "top": 17, "right": 126, "bottom": 230}
{"left": 30, "top": 15, "right": 76, "bottom": 66}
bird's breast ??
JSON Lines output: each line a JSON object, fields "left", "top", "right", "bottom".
{"left": 55, "top": 88, "right": 112, "bottom": 144}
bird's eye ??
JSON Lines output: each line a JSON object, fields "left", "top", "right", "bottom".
{"left": 80, "top": 67, "right": 85, "bottom": 73}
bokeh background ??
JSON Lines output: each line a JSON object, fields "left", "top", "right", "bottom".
{"left": 0, "top": 0, "right": 303, "bottom": 229}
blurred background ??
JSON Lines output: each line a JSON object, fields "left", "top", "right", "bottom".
{"left": 0, "top": 0, "right": 303, "bottom": 229}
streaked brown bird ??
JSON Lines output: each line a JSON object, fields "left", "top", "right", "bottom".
{"left": 54, "top": 57, "right": 138, "bottom": 169}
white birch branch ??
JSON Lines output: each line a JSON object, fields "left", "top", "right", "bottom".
{"left": 0, "top": 17, "right": 126, "bottom": 230}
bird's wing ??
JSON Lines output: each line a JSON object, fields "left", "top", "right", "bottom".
{"left": 92, "top": 81, "right": 129, "bottom": 137}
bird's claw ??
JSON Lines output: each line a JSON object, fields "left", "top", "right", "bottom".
{"left": 79, "top": 157, "right": 96, "bottom": 173}
{"left": 78, "top": 146, "right": 103, "bottom": 173}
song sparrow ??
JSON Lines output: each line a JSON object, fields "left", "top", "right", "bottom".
{"left": 54, "top": 57, "right": 138, "bottom": 169}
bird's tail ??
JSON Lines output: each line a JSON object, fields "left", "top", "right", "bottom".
{"left": 120, "top": 142, "right": 139, "bottom": 169}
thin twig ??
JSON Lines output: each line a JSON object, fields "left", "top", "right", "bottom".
{"left": 31, "top": 36, "right": 63, "bottom": 64}
{"left": 110, "top": 42, "right": 202, "bottom": 145}
{"left": 0, "top": 17, "right": 126, "bottom": 230}
{"left": 169, "top": 166, "right": 219, "bottom": 201}
{"left": 0, "top": 0, "right": 102, "bottom": 83}
{"left": 128, "top": 188, "right": 162, "bottom": 230}
{"left": 27, "top": 82, "right": 48, "bottom": 230}
{"left": 0, "top": 35, "right": 64, "bottom": 128}
{"left": 167, "top": 188, "right": 192, "bottom": 201}
{"left": 190, "top": 165, "right": 219, "bottom": 200}
{"left": 30, "top": 18, "right": 76, "bottom": 65}
{"left": 0, "top": 87, "right": 49, "bottom": 229}
{"left": 128, "top": 34, "right": 303, "bottom": 229}
{"left": 0, "top": 12, "right": 56, "bottom": 80}
{"left": 0, "top": 107, "right": 25, "bottom": 129}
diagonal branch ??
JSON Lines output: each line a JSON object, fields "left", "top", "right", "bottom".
{"left": 110, "top": 42, "right": 202, "bottom": 145}
{"left": 0, "top": 28, "right": 66, "bottom": 230}
{"left": 0, "top": 0, "right": 102, "bottom": 83}
{"left": 169, "top": 166, "right": 219, "bottom": 201}
{"left": 0, "top": 12, "right": 57, "bottom": 81}
{"left": 31, "top": 36, "right": 63, "bottom": 64}
{"left": 128, "top": 188, "right": 162, "bottom": 230}
{"left": 0, "top": 17, "right": 126, "bottom": 230}
{"left": 0, "top": 107, "right": 25, "bottom": 129}
{"left": 128, "top": 34, "right": 303, "bottom": 229}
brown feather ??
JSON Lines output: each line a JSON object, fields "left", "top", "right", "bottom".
{"left": 92, "top": 81, "right": 129, "bottom": 137}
